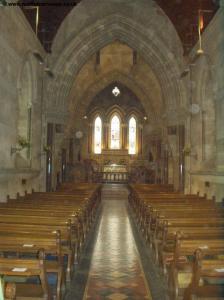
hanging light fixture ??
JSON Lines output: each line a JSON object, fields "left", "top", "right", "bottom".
{"left": 197, "top": 9, "right": 213, "bottom": 55}
{"left": 112, "top": 86, "right": 120, "bottom": 97}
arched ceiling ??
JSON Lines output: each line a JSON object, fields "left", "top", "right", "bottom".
{"left": 86, "top": 82, "right": 146, "bottom": 119}
{"left": 63, "top": 41, "right": 162, "bottom": 137}
{"left": 20, "top": 0, "right": 219, "bottom": 53}
{"left": 68, "top": 42, "right": 162, "bottom": 117}
{"left": 42, "top": 0, "right": 190, "bottom": 142}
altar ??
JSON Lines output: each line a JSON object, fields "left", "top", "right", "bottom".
{"left": 102, "top": 164, "right": 128, "bottom": 183}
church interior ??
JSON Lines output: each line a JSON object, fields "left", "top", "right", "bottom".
{"left": 0, "top": 0, "right": 224, "bottom": 299}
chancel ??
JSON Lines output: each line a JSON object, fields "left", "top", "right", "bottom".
{"left": 0, "top": 0, "right": 224, "bottom": 299}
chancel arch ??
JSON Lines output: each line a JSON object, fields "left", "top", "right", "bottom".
{"left": 45, "top": 0, "right": 191, "bottom": 190}
{"left": 69, "top": 70, "right": 158, "bottom": 132}
{"left": 48, "top": 0, "right": 186, "bottom": 120}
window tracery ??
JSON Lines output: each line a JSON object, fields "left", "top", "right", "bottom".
{"left": 94, "top": 116, "right": 102, "bottom": 154}
{"left": 129, "top": 117, "right": 137, "bottom": 154}
{"left": 110, "top": 115, "right": 120, "bottom": 149}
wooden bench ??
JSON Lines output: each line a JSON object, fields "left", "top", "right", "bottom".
{"left": 0, "top": 249, "right": 51, "bottom": 300}
{"left": 168, "top": 238, "right": 224, "bottom": 300}
{"left": 0, "top": 183, "right": 102, "bottom": 299}
{"left": 183, "top": 248, "right": 224, "bottom": 300}
{"left": 128, "top": 184, "right": 224, "bottom": 300}
{"left": 0, "top": 231, "right": 64, "bottom": 300}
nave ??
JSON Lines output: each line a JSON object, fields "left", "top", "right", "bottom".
{"left": 65, "top": 184, "right": 162, "bottom": 300}
{"left": 1, "top": 183, "right": 224, "bottom": 300}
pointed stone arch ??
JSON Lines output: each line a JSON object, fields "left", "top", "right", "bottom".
{"left": 47, "top": 1, "right": 186, "bottom": 123}
{"left": 65, "top": 71, "right": 158, "bottom": 138}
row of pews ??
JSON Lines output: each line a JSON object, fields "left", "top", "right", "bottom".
{"left": 128, "top": 184, "right": 224, "bottom": 300}
{"left": 0, "top": 183, "right": 101, "bottom": 300}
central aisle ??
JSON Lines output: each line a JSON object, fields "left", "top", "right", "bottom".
{"left": 83, "top": 184, "right": 152, "bottom": 300}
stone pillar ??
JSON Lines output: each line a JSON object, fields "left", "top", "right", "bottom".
{"left": 122, "top": 124, "right": 127, "bottom": 150}
{"left": 104, "top": 124, "right": 109, "bottom": 149}
{"left": 178, "top": 125, "right": 185, "bottom": 192}
{"left": 88, "top": 124, "right": 92, "bottom": 153}
{"left": 138, "top": 125, "right": 143, "bottom": 155}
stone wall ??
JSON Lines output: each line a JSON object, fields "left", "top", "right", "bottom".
{"left": 185, "top": 7, "right": 224, "bottom": 201}
{"left": 0, "top": 8, "right": 46, "bottom": 200}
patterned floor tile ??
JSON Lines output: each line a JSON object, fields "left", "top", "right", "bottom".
{"left": 106, "top": 293, "right": 128, "bottom": 300}
{"left": 83, "top": 185, "right": 152, "bottom": 300}
{"left": 107, "top": 281, "right": 126, "bottom": 289}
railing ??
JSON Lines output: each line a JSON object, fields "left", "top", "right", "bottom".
{"left": 96, "top": 172, "right": 129, "bottom": 183}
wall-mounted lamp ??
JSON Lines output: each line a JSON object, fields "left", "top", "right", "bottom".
{"left": 33, "top": 51, "right": 44, "bottom": 65}
{"left": 33, "top": 52, "right": 54, "bottom": 78}
{"left": 180, "top": 68, "right": 190, "bottom": 79}
{"left": 11, "top": 146, "right": 23, "bottom": 155}
{"left": 183, "top": 147, "right": 198, "bottom": 160}
{"left": 44, "top": 66, "right": 54, "bottom": 78}
{"left": 11, "top": 137, "right": 31, "bottom": 156}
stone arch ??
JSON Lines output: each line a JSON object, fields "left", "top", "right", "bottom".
{"left": 66, "top": 71, "right": 158, "bottom": 138}
{"left": 47, "top": 1, "right": 186, "bottom": 122}
{"left": 106, "top": 105, "right": 126, "bottom": 124}
{"left": 125, "top": 108, "right": 144, "bottom": 123}
{"left": 89, "top": 109, "right": 105, "bottom": 123}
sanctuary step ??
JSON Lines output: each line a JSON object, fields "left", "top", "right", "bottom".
{"left": 101, "top": 184, "right": 129, "bottom": 200}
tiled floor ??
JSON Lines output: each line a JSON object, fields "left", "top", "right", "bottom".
{"left": 83, "top": 185, "right": 152, "bottom": 300}
{"left": 64, "top": 184, "right": 166, "bottom": 300}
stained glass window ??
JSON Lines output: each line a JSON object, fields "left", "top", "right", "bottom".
{"left": 129, "top": 117, "right": 137, "bottom": 154}
{"left": 94, "top": 116, "right": 102, "bottom": 154}
{"left": 111, "top": 115, "right": 120, "bottom": 149}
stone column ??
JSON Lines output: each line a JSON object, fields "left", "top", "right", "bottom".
{"left": 88, "top": 124, "right": 92, "bottom": 153}
{"left": 122, "top": 124, "right": 127, "bottom": 150}
{"left": 104, "top": 124, "right": 109, "bottom": 149}
{"left": 138, "top": 125, "right": 143, "bottom": 155}
{"left": 178, "top": 125, "right": 185, "bottom": 192}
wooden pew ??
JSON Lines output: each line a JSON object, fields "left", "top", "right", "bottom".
{"left": 0, "top": 231, "right": 64, "bottom": 300}
{"left": 1, "top": 183, "right": 102, "bottom": 299}
{"left": 0, "top": 202, "right": 92, "bottom": 250}
{"left": 128, "top": 184, "right": 224, "bottom": 300}
{"left": 168, "top": 238, "right": 224, "bottom": 300}
{"left": 183, "top": 249, "right": 224, "bottom": 300}
{"left": 0, "top": 249, "right": 51, "bottom": 299}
